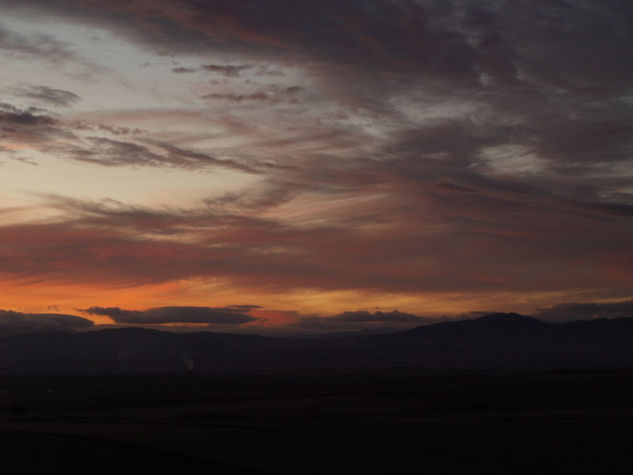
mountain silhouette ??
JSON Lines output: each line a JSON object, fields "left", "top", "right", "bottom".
{"left": 394, "top": 312, "right": 551, "bottom": 341}
{"left": 2, "top": 313, "right": 633, "bottom": 374}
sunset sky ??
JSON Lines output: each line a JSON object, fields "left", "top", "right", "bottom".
{"left": 1, "top": 0, "right": 632, "bottom": 333}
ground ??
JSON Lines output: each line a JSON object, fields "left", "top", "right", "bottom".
{"left": 1, "top": 370, "right": 633, "bottom": 474}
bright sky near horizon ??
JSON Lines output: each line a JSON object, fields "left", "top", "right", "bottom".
{"left": 1, "top": 0, "right": 632, "bottom": 333}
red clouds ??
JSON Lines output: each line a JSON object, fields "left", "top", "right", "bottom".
{"left": 0, "top": 0, "right": 632, "bottom": 322}
{"left": 1, "top": 182, "right": 632, "bottom": 300}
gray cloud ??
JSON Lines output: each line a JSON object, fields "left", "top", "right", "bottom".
{"left": 48, "top": 137, "right": 161, "bottom": 167}
{"left": 201, "top": 86, "right": 303, "bottom": 104}
{"left": 15, "top": 85, "right": 81, "bottom": 107}
{"left": 83, "top": 306, "right": 258, "bottom": 324}
{"left": 0, "top": 103, "right": 69, "bottom": 149}
{"left": 0, "top": 103, "right": 57, "bottom": 126}
{"left": 171, "top": 66, "right": 196, "bottom": 74}
{"left": 0, "top": 24, "right": 78, "bottom": 63}
{"left": 0, "top": 309, "right": 93, "bottom": 336}
{"left": 201, "top": 64, "right": 252, "bottom": 77}
{"left": 0, "top": 101, "right": 259, "bottom": 172}
{"left": 201, "top": 92, "right": 270, "bottom": 102}
{"left": 48, "top": 136, "right": 259, "bottom": 172}
{"left": 97, "top": 124, "right": 145, "bottom": 136}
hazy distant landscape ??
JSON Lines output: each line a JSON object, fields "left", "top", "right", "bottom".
{"left": 2, "top": 313, "right": 633, "bottom": 374}
{"left": 2, "top": 313, "right": 633, "bottom": 473}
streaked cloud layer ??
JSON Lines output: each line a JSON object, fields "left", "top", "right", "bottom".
{"left": 0, "top": 0, "right": 632, "bottom": 330}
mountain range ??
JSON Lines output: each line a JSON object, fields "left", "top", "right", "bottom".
{"left": 2, "top": 313, "right": 633, "bottom": 374}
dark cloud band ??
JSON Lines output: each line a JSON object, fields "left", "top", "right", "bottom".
{"left": 83, "top": 306, "right": 258, "bottom": 325}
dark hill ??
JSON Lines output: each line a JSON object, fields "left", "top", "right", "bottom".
{"left": 394, "top": 313, "right": 551, "bottom": 341}
{"left": 1, "top": 314, "right": 633, "bottom": 374}
{"left": 561, "top": 317, "right": 633, "bottom": 343}
{"left": 0, "top": 328, "right": 279, "bottom": 374}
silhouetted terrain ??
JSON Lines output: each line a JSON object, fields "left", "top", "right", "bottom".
{"left": 3, "top": 314, "right": 633, "bottom": 473}
{"left": 2, "top": 313, "right": 633, "bottom": 374}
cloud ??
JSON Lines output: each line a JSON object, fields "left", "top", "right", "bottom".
{"left": 47, "top": 136, "right": 259, "bottom": 172}
{"left": 171, "top": 66, "right": 196, "bottom": 74}
{"left": 0, "top": 24, "right": 78, "bottom": 63}
{"left": 201, "top": 86, "right": 303, "bottom": 105}
{"left": 97, "top": 124, "right": 145, "bottom": 136}
{"left": 83, "top": 306, "right": 257, "bottom": 324}
{"left": 201, "top": 92, "right": 270, "bottom": 102}
{"left": 0, "top": 182, "right": 630, "bottom": 300}
{"left": 0, "top": 309, "right": 93, "bottom": 336}
{"left": 0, "top": 22, "right": 107, "bottom": 77}
{"left": 0, "top": 0, "right": 631, "bottom": 315}
{"left": 0, "top": 103, "right": 69, "bottom": 148}
{"left": 534, "top": 300, "right": 633, "bottom": 322}
{"left": 0, "top": 103, "right": 58, "bottom": 126}
{"left": 0, "top": 102, "right": 259, "bottom": 172}
{"left": 15, "top": 85, "right": 81, "bottom": 108}
{"left": 201, "top": 64, "right": 252, "bottom": 77}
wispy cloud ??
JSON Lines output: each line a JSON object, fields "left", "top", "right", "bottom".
{"left": 0, "top": 24, "right": 78, "bottom": 63}
{"left": 14, "top": 85, "right": 81, "bottom": 107}
{"left": 201, "top": 64, "right": 252, "bottom": 77}
{"left": 0, "top": 0, "right": 631, "bottom": 317}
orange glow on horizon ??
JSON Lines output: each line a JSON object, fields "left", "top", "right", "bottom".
{"left": 0, "top": 274, "right": 610, "bottom": 328}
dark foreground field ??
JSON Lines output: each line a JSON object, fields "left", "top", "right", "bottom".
{"left": 2, "top": 370, "right": 633, "bottom": 474}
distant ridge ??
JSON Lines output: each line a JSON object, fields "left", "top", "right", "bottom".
{"left": 395, "top": 312, "right": 550, "bottom": 340}
{"left": 474, "top": 312, "right": 545, "bottom": 324}
{"left": 1, "top": 313, "right": 633, "bottom": 374}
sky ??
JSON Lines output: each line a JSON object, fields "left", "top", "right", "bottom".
{"left": 0, "top": 0, "right": 632, "bottom": 334}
